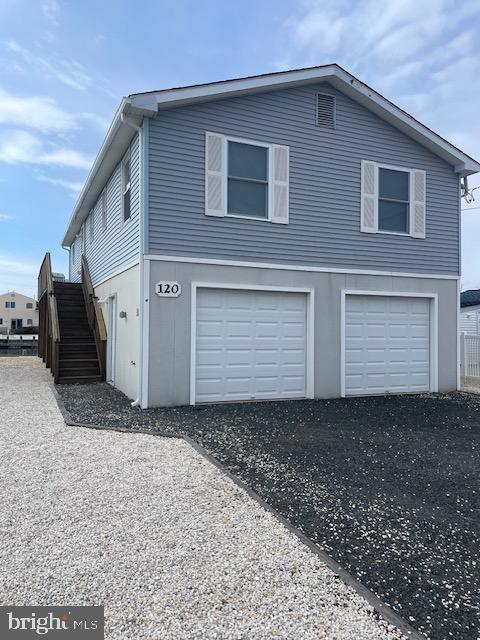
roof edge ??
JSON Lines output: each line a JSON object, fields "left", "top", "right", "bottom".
{"left": 61, "top": 98, "right": 157, "bottom": 247}
{"left": 130, "top": 63, "right": 480, "bottom": 175}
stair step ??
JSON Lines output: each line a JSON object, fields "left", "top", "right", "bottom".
{"left": 59, "top": 365, "right": 100, "bottom": 373}
{"left": 59, "top": 350, "right": 97, "bottom": 359}
{"left": 58, "top": 316, "right": 90, "bottom": 329}
{"left": 57, "top": 375, "right": 103, "bottom": 384}
{"left": 60, "top": 342, "right": 96, "bottom": 349}
{"left": 60, "top": 356, "right": 99, "bottom": 364}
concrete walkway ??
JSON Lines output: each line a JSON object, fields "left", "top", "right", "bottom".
{"left": 0, "top": 358, "right": 405, "bottom": 639}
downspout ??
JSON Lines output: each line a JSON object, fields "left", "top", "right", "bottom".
{"left": 62, "top": 245, "right": 71, "bottom": 281}
{"left": 121, "top": 113, "right": 145, "bottom": 408}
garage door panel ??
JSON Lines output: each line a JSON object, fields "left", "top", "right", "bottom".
{"left": 345, "top": 295, "right": 431, "bottom": 396}
{"left": 195, "top": 289, "right": 307, "bottom": 403}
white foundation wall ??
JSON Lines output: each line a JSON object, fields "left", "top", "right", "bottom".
{"left": 94, "top": 264, "right": 140, "bottom": 401}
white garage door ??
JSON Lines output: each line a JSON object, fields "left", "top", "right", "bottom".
{"left": 195, "top": 288, "right": 307, "bottom": 403}
{"left": 345, "top": 295, "right": 431, "bottom": 396}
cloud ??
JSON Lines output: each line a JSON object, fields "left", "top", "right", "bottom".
{"left": 35, "top": 173, "right": 83, "bottom": 194}
{"left": 0, "top": 256, "right": 39, "bottom": 298}
{"left": 6, "top": 40, "right": 92, "bottom": 91}
{"left": 0, "top": 88, "right": 76, "bottom": 132}
{"left": 41, "top": 0, "right": 60, "bottom": 26}
{"left": 0, "top": 213, "right": 13, "bottom": 222}
{"left": 0, "top": 130, "right": 92, "bottom": 169}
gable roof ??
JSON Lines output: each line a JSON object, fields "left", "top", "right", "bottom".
{"left": 62, "top": 63, "right": 480, "bottom": 246}
{"left": 461, "top": 290, "right": 480, "bottom": 308}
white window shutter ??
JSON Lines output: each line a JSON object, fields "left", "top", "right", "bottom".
{"left": 271, "top": 144, "right": 289, "bottom": 224}
{"left": 361, "top": 160, "right": 377, "bottom": 233}
{"left": 205, "top": 132, "right": 225, "bottom": 217}
{"left": 411, "top": 169, "right": 426, "bottom": 238}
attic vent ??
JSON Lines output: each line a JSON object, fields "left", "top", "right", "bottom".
{"left": 316, "top": 93, "right": 335, "bottom": 128}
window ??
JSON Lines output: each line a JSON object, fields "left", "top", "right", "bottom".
{"left": 227, "top": 141, "right": 268, "bottom": 218}
{"left": 26, "top": 303, "right": 33, "bottom": 309}
{"left": 5, "top": 301, "right": 15, "bottom": 309}
{"left": 205, "top": 132, "right": 289, "bottom": 223}
{"left": 27, "top": 319, "right": 33, "bottom": 326}
{"left": 89, "top": 210, "right": 94, "bottom": 242}
{"left": 71, "top": 240, "right": 75, "bottom": 263}
{"left": 378, "top": 168, "right": 409, "bottom": 233}
{"left": 122, "top": 152, "right": 131, "bottom": 222}
{"left": 360, "top": 161, "right": 426, "bottom": 239}
{"left": 0, "top": 318, "right": 3, "bottom": 325}
{"left": 82, "top": 225, "right": 86, "bottom": 254}
{"left": 101, "top": 188, "right": 107, "bottom": 230}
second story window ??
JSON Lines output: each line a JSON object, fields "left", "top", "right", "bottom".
{"left": 89, "top": 210, "right": 94, "bottom": 242}
{"left": 122, "top": 152, "right": 131, "bottom": 222}
{"left": 101, "top": 188, "right": 107, "bottom": 230}
{"left": 82, "top": 225, "right": 86, "bottom": 254}
{"left": 360, "top": 160, "right": 426, "bottom": 239}
{"left": 378, "top": 168, "right": 410, "bottom": 234}
{"left": 71, "top": 240, "right": 75, "bottom": 263}
{"left": 227, "top": 141, "right": 268, "bottom": 218}
{"left": 26, "top": 303, "right": 33, "bottom": 309}
{"left": 5, "top": 301, "right": 15, "bottom": 309}
{"left": 205, "top": 132, "right": 289, "bottom": 224}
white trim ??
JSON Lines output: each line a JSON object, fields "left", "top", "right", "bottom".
{"left": 190, "top": 282, "right": 314, "bottom": 405}
{"left": 92, "top": 259, "right": 140, "bottom": 289}
{"left": 340, "top": 290, "right": 346, "bottom": 397}
{"left": 106, "top": 293, "right": 117, "bottom": 385}
{"left": 141, "top": 256, "right": 150, "bottom": 408}
{"left": 340, "top": 290, "right": 439, "bottom": 397}
{"left": 457, "top": 279, "right": 461, "bottom": 390}
{"left": 144, "top": 254, "right": 460, "bottom": 281}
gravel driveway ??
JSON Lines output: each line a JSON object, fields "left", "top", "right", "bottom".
{"left": 58, "top": 381, "right": 480, "bottom": 640}
{"left": 0, "top": 358, "right": 406, "bottom": 640}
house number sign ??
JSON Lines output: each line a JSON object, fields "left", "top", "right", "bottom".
{"left": 155, "top": 281, "right": 181, "bottom": 297}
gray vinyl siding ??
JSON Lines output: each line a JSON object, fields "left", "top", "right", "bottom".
{"left": 70, "top": 133, "right": 140, "bottom": 284}
{"left": 148, "top": 83, "right": 460, "bottom": 275}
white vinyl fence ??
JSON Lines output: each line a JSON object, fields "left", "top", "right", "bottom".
{"left": 461, "top": 333, "right": 480, "bottom": 378}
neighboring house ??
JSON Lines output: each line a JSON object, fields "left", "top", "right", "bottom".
{"left": 60, "top": 64, "right": 480, "bottom": 407}
{"left": 0, "top": 291, "right": 38, "bottom": 333}
{"left": 460, "top": 290, "right": 480, "bottom": 335}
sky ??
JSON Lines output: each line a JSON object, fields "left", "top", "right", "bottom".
{"left": 1, "top": 0, "right": 480, "bottom": 298}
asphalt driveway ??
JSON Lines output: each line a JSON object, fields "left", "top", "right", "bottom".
{"left": 58, "top": 384, "right": 480, "bottom": 640}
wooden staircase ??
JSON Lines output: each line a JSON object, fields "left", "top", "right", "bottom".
{"left": 38, "top": 253, "right": 106, "bottom": 384}
{"left": 54, "top": 281, "right": 102, "bottom": 383}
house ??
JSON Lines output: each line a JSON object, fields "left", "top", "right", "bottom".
{"left": 0, "top": 291, "right": 38, "bottom": 334}
{"left": 58, "top": 64, "right": 480, "bottom": 407}
{"left": 460, "top": 290, "right": 480, "bottom": 335}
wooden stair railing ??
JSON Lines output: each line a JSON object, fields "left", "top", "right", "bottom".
{"left": 81, "top": 254, "right": 107, "bottom": 380}
{"left": 38, "top": 252, "right": 60, "bottom": 380}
